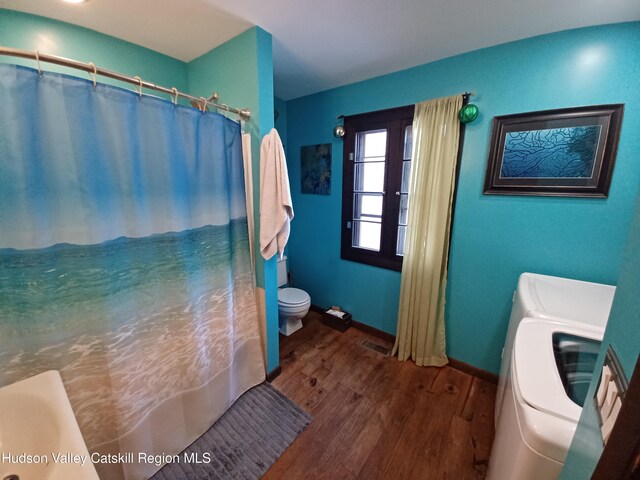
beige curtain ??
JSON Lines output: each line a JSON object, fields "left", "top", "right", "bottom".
{"left": 393, "top": 94, "right": 463, "bottom": 367}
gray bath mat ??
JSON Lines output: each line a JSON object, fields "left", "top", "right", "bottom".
{"left": 151, "top": 382, "right": 311, "bottom": 479}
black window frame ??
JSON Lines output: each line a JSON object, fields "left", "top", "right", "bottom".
{"left": 340, "top": 105, "right": 415, "bottom": 271}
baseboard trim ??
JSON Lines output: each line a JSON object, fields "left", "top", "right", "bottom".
{"left": 309, "top": 304, "right": 325, "bottom": 314}
{"left": 312, "top": 304, "right": 396, "bottom": 343}
{"left": 448, "top": 357, "right": 498, "bottom": 384}
{"left": 266, "top": 366, "right": 282, "bottom": 383}
{"left": 312, "top": 304, "right": 497, "bottom": 384}
{"left": 350, "top": 320, "right": 396, "bottom": 344}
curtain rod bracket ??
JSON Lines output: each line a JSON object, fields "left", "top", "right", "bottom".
{"left": 238, "top": 109, "right": 251, "bottom": 122}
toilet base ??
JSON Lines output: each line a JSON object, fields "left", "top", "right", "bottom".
{"left": 279, "top": 317, "right": 303, "bottom": 336}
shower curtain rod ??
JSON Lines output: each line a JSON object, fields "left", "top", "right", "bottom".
{"left": 0, "top": 46, "right": 251, "bottom": 121}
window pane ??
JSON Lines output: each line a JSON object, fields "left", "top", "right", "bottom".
{"left": 403, "top": 125, "right": 413, "bottom": 160}
{"left": 341, "top": 104, "right": 414, "bottom": 270}
{"left": 358, "top": 130, "right": 387, "bottom": 159}
{"left": 399, "top": 123, "right": 411, "bottom": 257}
{"left": 353, "top": 221, "right": 381, "bottom": 251}
{"left": 401, "top": 160, "right": 411, "bottom": 193}
{"left": 354, "top": 162, "right": 385, "bottom": 192}
{"left": 396, "top": 225, "right": 406, "bottom": 256}
{"left": 354, "top": 193, "right": 383, "bottom": 221}
{"left": 398, "top": 194, "right": 409, "bottom": 225}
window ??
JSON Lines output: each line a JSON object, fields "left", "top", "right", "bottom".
{"left": 341, "top": 105, "right": 415, "bottom": 271}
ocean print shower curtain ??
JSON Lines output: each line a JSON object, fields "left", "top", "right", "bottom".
{"left": 0, "top": 64, "right": 265, "bottom": 479}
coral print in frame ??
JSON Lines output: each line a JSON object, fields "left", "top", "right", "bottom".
{"left": 483, "top": 104, "right": 623, "bottom": 197}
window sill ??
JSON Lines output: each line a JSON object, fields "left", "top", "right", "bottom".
{"left": 340, "top": 248, "right": 403, "bottom": 272}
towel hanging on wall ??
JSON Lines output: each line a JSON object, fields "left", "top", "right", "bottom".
{"left": 259, "top": 128, "right": 294, "bottom": 260}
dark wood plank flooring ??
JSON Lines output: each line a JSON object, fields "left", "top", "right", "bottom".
{"left": 265, "top": 312, "right": 496, "bottom": 479}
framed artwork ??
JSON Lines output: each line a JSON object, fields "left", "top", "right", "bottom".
{"left": 301, "top": 143, "right": 332, "bottom": 195}
{"left": 483, "top": 104, "right": 624, "bottom": 197}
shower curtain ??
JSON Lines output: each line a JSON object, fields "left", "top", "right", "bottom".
{"left": 0, "top": 64, "right": 265, "bottom": 479}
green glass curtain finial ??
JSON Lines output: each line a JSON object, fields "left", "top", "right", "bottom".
{"left": 458, "top": 103, "right": 479, "bottom": 124}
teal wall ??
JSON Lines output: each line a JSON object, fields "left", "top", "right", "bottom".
{"left": 0, "top": 10, "right": 280, "bottom": 373}
{"left": 254, "top": 30, "right": 279, "bottom": 374}
{"left": 0, "top": 9, "right": 187, "bottom": 96}
{"left": 561, "top": 192, "right": 640, "bottom": 478}
{"left": 603, "top": 199, "right": 640, "bottom": 378}
{"left": 285, "top": 22, "right": 640, "bottom": 373}
{"left": 187, "top": 27, "right": 279, "bottom": 373}
{"left": 274, "top": 96, "right": 288, "bottom": 148}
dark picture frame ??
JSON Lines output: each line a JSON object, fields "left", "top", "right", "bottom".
{"left": 483, "top": 104, "right": 624, "bottom": 197}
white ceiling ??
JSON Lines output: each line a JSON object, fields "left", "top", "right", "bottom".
{"left": 2, "top": 0, "right": 640, "bottom": 100}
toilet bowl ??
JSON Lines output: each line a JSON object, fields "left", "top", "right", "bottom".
{"left": 278, "top": 287, "right": 311, "bottom": 335}
{"left": 276, "top": 256, "right": 311, "bottom": 336}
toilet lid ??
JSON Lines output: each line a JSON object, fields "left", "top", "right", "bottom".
{"left": 278, "top": 288, "right": 310, "bottom": 306}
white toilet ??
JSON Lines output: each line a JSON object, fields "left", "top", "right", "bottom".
{"left": 277, "top": 256, "right": 311, "bottom": 336}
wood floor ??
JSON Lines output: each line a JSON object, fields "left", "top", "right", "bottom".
{"left": 264, "top": 312, "right": 496, "bottom": 480}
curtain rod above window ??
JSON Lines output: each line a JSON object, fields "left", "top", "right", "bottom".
{"left": 0, "top": 46, "right": 251, "bottom": 121}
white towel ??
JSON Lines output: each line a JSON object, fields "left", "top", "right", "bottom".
{"left": 259, "top": 128, "right": 294, "bottom": 260}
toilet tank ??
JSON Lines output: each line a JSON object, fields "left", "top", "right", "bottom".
{"left": 277, "top": 255, "right": 288, "bottom": 287}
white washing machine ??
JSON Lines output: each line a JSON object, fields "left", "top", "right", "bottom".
{"left": 495, "top": 273, "right": 616, "bottom": 423}
{"left": 487, "top": 319, "right": 602, "bottom": 480}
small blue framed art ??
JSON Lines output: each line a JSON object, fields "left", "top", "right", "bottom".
{"left": 301, "top": 143, "right": 332, "bottom": 195}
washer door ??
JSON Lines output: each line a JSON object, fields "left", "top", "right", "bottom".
{"left": 514, "top": 319, "right": 602, "bottom": 423}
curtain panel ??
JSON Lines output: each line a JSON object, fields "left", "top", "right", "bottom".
{"left": 393, "top": 94, "right": 462, "bottom": 367}
{"left": 0, "top": 64, "right": 265, "bottom": 479}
